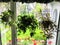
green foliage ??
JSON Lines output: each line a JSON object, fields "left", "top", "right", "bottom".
{"left": 1, "top": 10, "right": 12, "bottom": 23}
{"left": 17, "top": 28, "right": 31, "bottom": 39}
{"left": 17, "top": 13, "right": 38, "bottom": 33}
{"left": 17, "top": 27, "right": 47, "bottom": 40}
{"left": 17, "top": 12, "right": 47, "bottom": 40}
{"left": 35, "top": 3, "right": 42, "bottom": 12}
{"left": 40, "top": 13, "right": 57, "bottom": 39}
{"left": 6, "top": 29, "right": 11, "bottom": 41}
{"left": 33, "top": 27, "right": 47, "bottom": 40}
{"left": 0, "top": 24, "right": 11, "bottom": 44}
{"left": 32, "top": 3, "right": 42, "bottom": 13}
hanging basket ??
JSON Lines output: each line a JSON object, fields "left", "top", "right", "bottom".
{"left": 1, "top": 15, "right": 10, "bottom": 22}
{"left": 17, "top": 13, "right": 38, "bottom": 33}
{"left": 1, "top": 10, "right": 12, "bottom": 24}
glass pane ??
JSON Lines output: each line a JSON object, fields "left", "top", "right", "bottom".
{"left": 16, "top": 2, "right": 46, "bottom": 45}
{"left": 0, "top": 2, "right": 12, "bottom": 45}
{"left": 16, "top": 2, "right": 58, "bottom": 45}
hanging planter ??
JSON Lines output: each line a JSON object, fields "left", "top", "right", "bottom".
{"left": 1, "top": 10, "right": 12, "bottom": 24}
{"left": 40, "top": 13, "right": 56, "bottom": 38}
{"left": 1, "top": 14, "right": 10, "bottom": 22}
{"left": 39, "top": 13, "right": 57, "bottom": 45}
{"left": 17, "top": 13, "right": 38, "bottom": 36}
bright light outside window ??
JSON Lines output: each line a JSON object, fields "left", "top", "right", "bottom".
{"left": 0, "top": 2, "right": 12, "bottom": 45}
{"left": 0, "top": 2, "right": 59, "bottom": 45}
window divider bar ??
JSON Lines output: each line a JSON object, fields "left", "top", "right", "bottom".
{"left": 10, "top": 1, "right": 17, "bottom": 45}
{"left": 0, "top": 30, "right": 2, "bottom": 45}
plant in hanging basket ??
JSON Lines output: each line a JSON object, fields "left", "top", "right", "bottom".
{"left": 1, "top": 10, "right": 12, "bottom": 23}
{"left": 40, "top": 13, "right": 57, "bottom": 39}
{"left": 17, "top": 13, "right": 38, "bottom": 35}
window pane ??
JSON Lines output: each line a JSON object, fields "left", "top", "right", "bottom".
{"left": 0, "top": 2, "right": 12, "bottom": 45}
{"left": 16, "top": 2, "right": 46, "bottom": 45}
